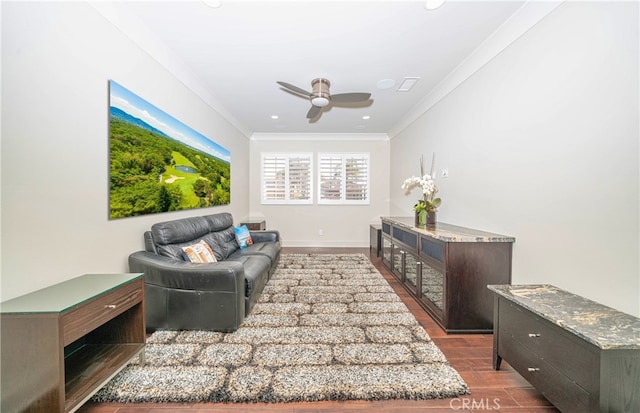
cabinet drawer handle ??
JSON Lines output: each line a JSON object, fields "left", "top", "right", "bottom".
{"left": 105, "top": 304, "right": 117, "bottom": 309}
{"left": 527, "top": 367, "right": 540, "bottom": 372}
{"left": 528, "top": 333, "right": 541, "bottom": 338}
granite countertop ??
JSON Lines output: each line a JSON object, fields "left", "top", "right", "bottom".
{"left": 381, "top": 216, "right": 515, "bottom": 243}
{"left": 488, "top": 284, "right": 640, "bottom": 350}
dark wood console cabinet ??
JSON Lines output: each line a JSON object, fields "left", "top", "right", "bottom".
{"left": 381, "top": 217, "right": 514, "bottom": 333}
{"left": 1, "top": 273, "right": 145, "bottom": 413}
{"left": 490, "top": 284, "right": 640, "bottom": 413}
{"left": 370, "top": 223, "right": 382, "bottom": 257}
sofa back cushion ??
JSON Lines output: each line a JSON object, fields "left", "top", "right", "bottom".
{"left": 143, "top": 231, "right": 157, "bottom": 254}
{"left": 203, "top": 213, "right": 240, "bottom": 259}
{"left": 149, "top": 213, "right": 240, "bottom": 261}
{"left": 202, "top": 227, "right": 239, "bottom": 260}
{"left": 204, "top": 212, "right": 233, "bottom": 231}
{"left": 151, "top": 216, "right": 211, "bottom": 260}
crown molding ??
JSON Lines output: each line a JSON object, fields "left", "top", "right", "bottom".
{"left": 251, "top": 133, "right": 390, "bottom": 142}
{"left": 388, "top": 0, "right": 564, "bottom": 138}
{"left": 88, "top": 1, "right": 252, "bottom": 139}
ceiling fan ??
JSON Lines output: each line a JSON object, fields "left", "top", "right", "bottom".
{"left": 276, "top": 78, "right": 372, "bottom": 120}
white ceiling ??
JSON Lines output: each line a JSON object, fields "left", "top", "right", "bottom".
{"left": 109, "top": 0, "right": 527, "bottom": 135}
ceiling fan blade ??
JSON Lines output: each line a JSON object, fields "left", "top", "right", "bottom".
{"left": 306, "top": 105, "right": 322, "bottom": 119}
{"left": 330, "top": 92, "right": 371, "bottom": 103}
{"left": 277, "top": 81, "right": 311, "bottom": 97}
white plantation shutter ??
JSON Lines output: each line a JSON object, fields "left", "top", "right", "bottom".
{"left": 319, "top": 155, "right": 342, "bottom": 201}
{"left": 288, "top": 155, "right": 312, "bottom": 201}
{"left": 261, "top": 153, "right": 313, "bottom": 204}
{"left": 262, "top": 155, "right": 286, "bottom": 201}
{"left": 318, "top": 153, "right": 370, "bottom": 205}
{"left": 345, "top": 155, "right": 369, "bottom": 201}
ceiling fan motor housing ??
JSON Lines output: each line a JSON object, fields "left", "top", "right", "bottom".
{"left": 311, "top": 78, "right": 330, "bottom": 107}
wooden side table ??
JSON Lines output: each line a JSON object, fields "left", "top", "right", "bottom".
{"left": 241, "top": 220, "right": 266, "bottom": 230}
{"left": 1, "top": 273, "right": 145, "bottom": 413}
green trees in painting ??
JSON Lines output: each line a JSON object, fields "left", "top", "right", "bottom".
{"left": 109, "top": 117, "right": 230, "bottom": 219}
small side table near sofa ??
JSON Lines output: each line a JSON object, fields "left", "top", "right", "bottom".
{"left": 240, "top": 220, "right": 266, "bottom": 230}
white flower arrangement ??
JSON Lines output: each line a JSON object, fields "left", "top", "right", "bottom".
{"left": 401, "top": 155, "right": 441, "bottom": 213}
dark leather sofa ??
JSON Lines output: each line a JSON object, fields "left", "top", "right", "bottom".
{"left": 128, "top": 212, "right": 280, "bottom": 332}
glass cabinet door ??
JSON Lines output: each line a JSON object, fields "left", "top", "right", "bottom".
{"left": 421, "top": 261, "right": 444, "bottom": 311}
{"left": 382, "top": 236, "right": 392, "bottom": 268}
{"left": 404, "top": 252, "right": 419, "bottom": 295}
{"left": 392, "top": 245, "right": 404, "bottom": 281}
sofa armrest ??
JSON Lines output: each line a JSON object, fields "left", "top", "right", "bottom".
{"left": 128, "top": 251, "right": 245, "bottom": 292}
{"left": 250, "top": 230, "right": 280, "bottom": 243}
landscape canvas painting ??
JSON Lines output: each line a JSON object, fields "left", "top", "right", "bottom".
{"left": 109, "top": 80, "right": 231, "bottom": 219}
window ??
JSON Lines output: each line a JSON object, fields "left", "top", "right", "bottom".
{"left": 318, "top": 153, "right": 370, "bottom": 204}
{"left": 261, "top": 153, "right": 313, "bottom": 204}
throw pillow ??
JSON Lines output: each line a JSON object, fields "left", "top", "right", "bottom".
{"left": 181, "top": 240, "right": 217, "bottom": 263}
{"left": 234, "top": 225, "right": 253, "bottom": 249}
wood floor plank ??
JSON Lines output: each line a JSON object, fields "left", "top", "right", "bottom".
{"left": 504, "top": 387, "right": 555, "bottom": 407}
{"left": 78, "top": 247, "right": 559, "bottom": 413}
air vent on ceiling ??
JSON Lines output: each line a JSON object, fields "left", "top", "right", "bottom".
{"left": 397, "top": 77, "right": 420, "bottom": 92}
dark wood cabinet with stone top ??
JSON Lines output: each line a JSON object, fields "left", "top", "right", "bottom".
{"left": 381, "top": 217, "right": 514, "bottom": 333}
{"left": 489, "top": 284, "right": 640, "bottom": 413}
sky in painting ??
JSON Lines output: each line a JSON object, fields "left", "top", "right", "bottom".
{"left": 109, "top": 80, "right": 231, "bottom": 163}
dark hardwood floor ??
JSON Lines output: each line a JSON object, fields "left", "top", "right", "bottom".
{"left": 79, "top": 247, "right": 559, "bottom": 413}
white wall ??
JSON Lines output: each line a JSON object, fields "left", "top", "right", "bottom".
{"left": 390, "top": 2, "right": 640, "bottom": 316}
{"left": 250, "top": 134, "right": 390, "bottom": 247}
{"left": 1, "top": 2, "right": 250, "bottom": 301}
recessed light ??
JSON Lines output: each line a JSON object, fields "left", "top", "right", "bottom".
{"left": 376, "top": 79, "right": 395, "bottom": 89}
{"left": 203, "top": 0, "right": 222, "bottom": 8}
{"left": 397, "top": 77, "right": 420, "bottom": 92}
{"left": 271, "top": 115, "right": 279, "bottom": 120}
{"left": 425, "top": 0, "right": 446, "bottom": 10}
{"left": 362, "top": 115, "right": 370, "bottom": 120}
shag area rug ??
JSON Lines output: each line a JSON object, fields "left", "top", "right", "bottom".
{"left": 93, "top": 253, "right": 469, "bottom": 403}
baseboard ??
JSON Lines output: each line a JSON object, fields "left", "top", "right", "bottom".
{"left": 282, "top": 241, "right": 369, "bottom": 248}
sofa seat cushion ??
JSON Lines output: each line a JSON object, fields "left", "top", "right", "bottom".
{"left": 140, "top": 259, "right": 245, "bottom": 292}
{"left": 230, "top": 242, "right": 281, "bottom": 266}
{"left": 226, "top": 254, "right": 270, "bottom": 297}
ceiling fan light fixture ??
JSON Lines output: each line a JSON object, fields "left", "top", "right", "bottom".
{"left": 311, "top": 78, "right": 331, "bottom": 107}
{"left": 276, "top": 78, "right": 371, "bottom": 121}
{"left": 311, "top": 96, "right": 330, "bottom": 107}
